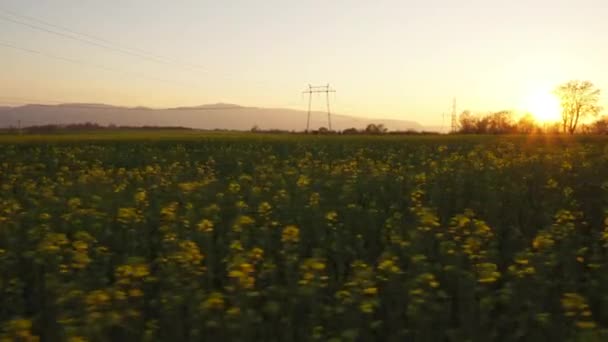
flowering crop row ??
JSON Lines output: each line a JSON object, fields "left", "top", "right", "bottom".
{"left": 0, "top": 134, "right": 607, "bottom": 341}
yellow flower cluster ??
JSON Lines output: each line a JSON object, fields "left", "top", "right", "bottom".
{"left": 196, "top": 218, "right": 214, "bottom": 233}
{"left": 561, "top": 293, "right": 596, "bottom": 329}
{"left": 0, "top": 319, "right": 39, "bottom": 342}
{"left": 299, "top": 258, "right": 328, "bottom": 288}
{"left": 228, "top": 262, "right": 256, "bottom": 290}
{"left": 282, "top": 225, "right": 300, "bottom": 244}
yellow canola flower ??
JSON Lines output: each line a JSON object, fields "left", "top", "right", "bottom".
{"left": 282, "top": 225, "right": 300, "bottom": 244}
{"left": 160, "top": 202, "right": 179, "bottom": 222}
{"left": 178, "top": 182, "right": 200, "bottom": 193}
{"left": 228, "top": 270, "right": 245, "bottom": 278}
{"left": 117, "top": 207, "right": 142, "bottom": 224}
{"left": 359, "top": 302, "right": 375, "bottom": 313}
{"left": 258, "top": 201, "right": 272, "bottom": 215}
{"left": 310, "top": 260, "right": 326, "bottom": 271}
{"left": 128, "top": 288, "right": 144, "bottom": 298}
{"left": 561, "top": 293, "right": 589, "bottom": 314}
{"left": 1, "top": 319, "right": 39, "bottom": 342}
{"left": 39, "top": 233, "right": 69, "bottom": 253}
{"left": 476, "top": 263, "right": 501, "bottom": 284}
{"left": 532, "top": 233, "right": 555, "bottom": 250}
{"left": 133, "top": 264, "right": 150, "bottom": 278}
{"left": 575, "top": 321, "right": 597, "bottom": 329}
{"left": 237, "top": 215, "right": 255, "bottom": 226}
{"left": 72, "top": 240, "right": 88, "bottom": 252}
{"left": 363, "top": 287, "right": 378, "bottom": 295}
{"left": 249, "top": 247, "right": 264, "bottom": 262}
{"left": 134, "top": 189, "right": 147, "bottom": 204}
{"left": 202, "top": 292, "right": 225, "bottom": 310}
{"left": 196, "top": 219, "right": 214, "bottom": 233}
{"left": 226, "top": 307, "right": 241, "bottom": 316}
{"left": 239, "top": 263, "right": 254, "bottom": 274}
{"left": 85, "top": 290, "right": 111, "bottom": 307}
{"left": 325, "top": 211, "right": 338, "bottom": 222}
{"left": 309, "top": 192, "right": 321, "bottom": 206}
{"left": 296, "top": 175, "right": 311, "bottom": 188}
{"left": 228, "top": 182, "right": 241, "bottom": 193}
{"left": 380, "top": 261, "right": 400, "bottom": 273}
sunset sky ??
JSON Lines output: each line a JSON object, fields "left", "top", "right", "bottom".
{"left": 1, "top": 0, "right": 607, "bottom": 126}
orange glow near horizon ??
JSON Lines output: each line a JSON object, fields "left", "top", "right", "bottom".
{"left": 521, "top": 91, "right": 562, "bottom": 123}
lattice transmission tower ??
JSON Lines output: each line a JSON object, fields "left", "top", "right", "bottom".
{"left": 451, "top": 97, "right": 458, "bottom": 133}
{"left": 302, "top": 84, "right": 336, "bottom": 132}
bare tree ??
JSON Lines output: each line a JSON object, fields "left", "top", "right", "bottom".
{"left": 554, "top": 81, "right": 602, "bottom": 134}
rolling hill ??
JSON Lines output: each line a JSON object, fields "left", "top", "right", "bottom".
{"left": 0, "top": 103, "right": 424, "bottom": 131}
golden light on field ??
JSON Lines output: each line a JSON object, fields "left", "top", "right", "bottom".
{"left": 522, "top": 91, "right": 562, "bottom": 123}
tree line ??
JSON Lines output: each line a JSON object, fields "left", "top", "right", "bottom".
{"left": 458, "top": 80, "right": 607, "bottom": 135}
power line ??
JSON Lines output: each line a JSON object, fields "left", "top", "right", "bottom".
{"left": 0, "top": 8, "right": 289, "bottom": 88}
{"left": 0, "top": 40, "right": 195, "bottom": 87}
{"left": 0, "top": 7, "right": 184, "bottom": 67}
{"left": 0, "top": 14, "right": 184, "bottom": 68}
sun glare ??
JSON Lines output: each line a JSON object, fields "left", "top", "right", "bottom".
{"left": 522, "top": 92, "right": 561, "bottom": 123}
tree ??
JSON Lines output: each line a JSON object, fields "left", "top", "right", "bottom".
{"left": 458, "top": 111, "right": 478, "bottom": 134}
{"left": 516, "top": 113, "right": 537, "bottom": 134}
{"left": 342, "top": 127, "right": 359, "bottom": 134}
{"left": 487, "top": 110, "right": 514, "bottom": 134}
{"left": 365, "top": 123, "right": 387, "bottom": 134}
{"left": 554, "top": 81, "right": 602, "bottom": 134}
{"left": 590, "top": 116, "right": 608, "bottom": 134}
{"left": 317, "top": 127, "right": 330, "bottom": 134}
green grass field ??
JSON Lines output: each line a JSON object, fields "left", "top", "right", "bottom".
{"left": 1, "top": 132, "right": 608, "bottom": 341}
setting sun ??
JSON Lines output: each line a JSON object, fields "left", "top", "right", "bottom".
{"left": 522, "top": 92, "right": 562, "bottom": 123}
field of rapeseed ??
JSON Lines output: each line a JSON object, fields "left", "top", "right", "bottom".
{"left": 1, "top": 132, "right": 608, "bottom": 341}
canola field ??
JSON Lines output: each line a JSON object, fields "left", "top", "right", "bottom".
{"left": 1, "top": 132, "right": 608, "bottom": 341}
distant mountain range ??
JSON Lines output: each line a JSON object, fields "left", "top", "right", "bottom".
{"left": 0, "top": 103, "right": 425, "bottom": 131}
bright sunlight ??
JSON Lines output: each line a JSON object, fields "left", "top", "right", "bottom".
{"left": 522, "top": 91, "right": 562, "bottom": 123}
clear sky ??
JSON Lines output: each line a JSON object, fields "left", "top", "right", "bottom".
{"left": 1, "top": 0, "right": 607, "bottom": 126}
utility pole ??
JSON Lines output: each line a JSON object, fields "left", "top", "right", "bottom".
{"left": 303, "top": 84, "right": 336, "bottom": 132}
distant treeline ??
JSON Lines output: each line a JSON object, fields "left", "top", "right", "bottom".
{"left": 1, "top": 122, "right": 194, "bottom": 133}
{"left": 0, "top": 122, "right": 442, "bottom": 135}
{"left": 251, "top": 123, "right": 440, "bottom": 135}
{"left": 457, "top": 111, "right": 608, "bottom": 135}
{"left": 18, "top": 117, "right": 608, "bottom": 135}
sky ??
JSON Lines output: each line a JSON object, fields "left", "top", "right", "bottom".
{"left": 1, "top": 0, "right": 607, "bottom": 126}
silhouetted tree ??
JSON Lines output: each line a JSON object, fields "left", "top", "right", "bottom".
{"left": 590, "top": 116, "right": 608, "bottom": 134}
{"left": 458, "top": 111, "right": 478, "bottom": 133}
{"left": 516, "top": 113, "right": 537, "bottom": 134}
{"left": 365, "top": 123, "right": 387, "bottom": 134}
{"left": 554, "top": 80, "right": 602, "bottom": 134}
{"left": 342, "top": 128, "right": 359, "bottom": 134}
{"left": 487, "top": 110, "right": 515, "bottom": 134}
{"left": 458, "top": 111, "right": 537, "bottom": 134}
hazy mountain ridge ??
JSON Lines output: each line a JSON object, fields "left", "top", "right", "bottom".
{"left": 0, "top": 103, "right": 424, "bottom": 131}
